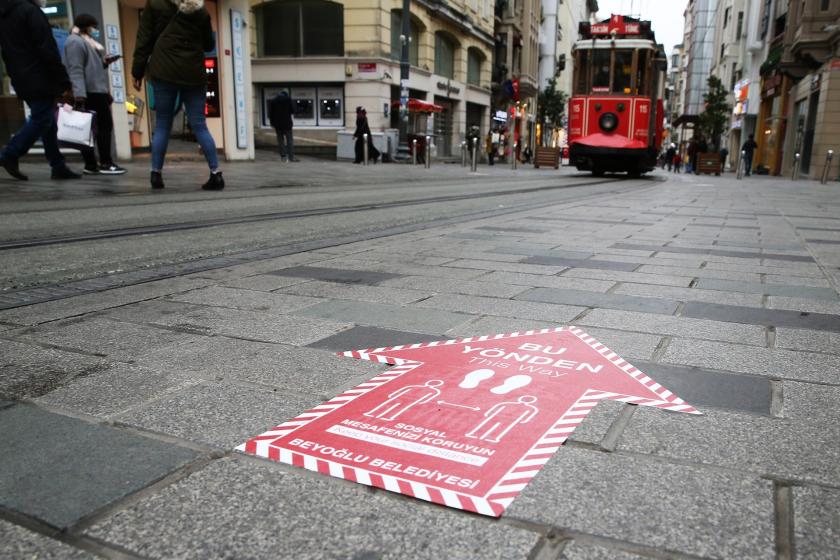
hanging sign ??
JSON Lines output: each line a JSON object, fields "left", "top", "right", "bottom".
{"left": 238, "top": 327, "right": 699, "bottom": 517}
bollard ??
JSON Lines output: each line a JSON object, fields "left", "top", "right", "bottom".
{"left": 412, "top": 139, "right": 417, "bottom": 165}
{"left": 425, "top": 136, "right": 431, "bottom": 169}
{"left": 363, "top": 133, "right": 369, "bottom": 166}
{"left": 736, "top": 149, "right": 746, "bottom": 180}
{"left": 511, "top": 142, "right": 518, "bottom": 169}
{"left": 821, "top": 150, "right": 834, "bottom": 184}
{"left": 792, "top": 152, "right": 801, "bottom": 181}
{"left": 470, "top": 137, "right": 478, "bottom": 172}
{"left": 461, "top": 141, "right": 467, "bottom": 167}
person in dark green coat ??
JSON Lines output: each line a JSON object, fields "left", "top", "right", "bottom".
{"left": 131, "top": 0, "right": 224, "bottom": 190}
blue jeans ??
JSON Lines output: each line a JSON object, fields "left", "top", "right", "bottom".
{"left": 151, "top": 81, "right": 218, "bottom": 172}
{"left": 1, "top": 97, "right": 65, "bottom": 168}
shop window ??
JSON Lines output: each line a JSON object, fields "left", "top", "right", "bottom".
{"left": 467, "top": 48, "right": 483, "bottom": 86}
{"left": 435, "top": 32, "right": 456, "bottom": 79}
{"left": 261, "top": 85, "right": 344, "bottom": 127}
{"left": 257, "top": 0, "right": 343, "bottom": 57}
{"left": 390, "top": 10, "right": 420, "bottom": 66}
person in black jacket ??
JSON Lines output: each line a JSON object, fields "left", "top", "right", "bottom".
{"left": 269, "top": 91, "right": 297, "bottom": 162}
{"left": 0, "top": 0, "right": 81, "bottom": 180}
{"left": 353, "top": 106, "right": 379, "bottom": 164}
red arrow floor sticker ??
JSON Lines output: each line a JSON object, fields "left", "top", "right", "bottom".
{"left": 237, "top": 327, "right": 700, "bottom": 517}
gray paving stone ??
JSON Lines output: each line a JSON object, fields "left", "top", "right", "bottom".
{"left": 221, "top": 273, "right": 309, "bottom": 292}
{"left": 276, "top": 279, "right": 432, "bottom": 305}
{"left": 695, "top": 278, "right": 839, "bottom": 299}
{"left": 266, "top": 265, "right": 403, "bottom": 285}
{"left": 681, "top": 301, "right": 840, "bottom": 332}
{"left": 0, "top": 405, "right": 198, "bottom": 528}
{"left": 566, "top": 399, "right": 627, "bottom": 446}
{"left": 612, "top": 282, "right": 765, "bottom": 307}
{"left": 767, "top": 295, "right": 840, "bottom": 314}
{"left": 631, "top": 360, "right": 773, "bottom": 415}
{"left": 774, "top": 328, "right": 840, "bottom": 354}
{"left": 167, "top": 286, "right": 322, "bottom": 313}
{"left": 15, "top": 317, "right": 201, "bottom": 361}
{"left": 522, "top": 255, "right": 639, "bottom": 272}
{"left": 490, "top": 245, "right": 594, "bottom": 260}
{"left": 516, "top": 288, "right": 679, "bottom": 315}
{"left": 378, "top": 275, "right": 529, "bottom": 299}
{"left": 35, "top": 363, "right": 201, "bottom": 418}
{"left": 702, "top": 261, "right": 824, "bottom": 277}
{"left": 116, "top": 381, "right": 322, "bottom": 449}
{"left": 0, "top": 339, "right": 111, "bottom": 400}
{"left": 635, "top": 264, "right": 762, "bottom": 282}
{"left": 445, "top": 258, "right": 568, "bottom": 275}
{"left": 138, "top": 335, "right": 387, "bottom": 395}
{"left": 0, "top": 520, "right": 95, "bottom": 559}
{"left": 445, "top": 316, "right": 562, "bottom": 337}
{"left": 610, "top": 242, "right": 814, "bottom": 262}
{"left": 477, "top": 225, "right": 550, "bottom": 234}
{"left": 793, "top": 486, "right": 840, "bottom": 559}
{"left": 559, "top": 541, "right": 650, "bottom": 560}
{"left": 570, "top": 327, "right": 664, "bottom": 361}
{"left": 578, "top": 308, "right": 767, "bottom": 345}
{"left": 477, "top": 270, "right": 617, "bottom": 292}
{"left": 764, "top": 274, "right": 833, "bottom": 288}
{"left": 306, "top": 325, "right": 444, "bottom": 352}
{"left": 86, "top": 457, "right": 538, "bottom": 559}
{"left": 414, "top": 293, "right": 585, "bottom": 322}
{"left": 0, "top": 277, "right": 211, "bottom": 325}
{"left": 662, "top": 336, "right": 840, "bottom": 384}
{"left": 107, "top": 300, "right": 352, "bottom": 346}
{"left": 506, "top": 447, "right": 775, "bottom": 559}
{"left": 295, "top": 300, "right": 472, "bottom": 334}
{"left": 314, "top": 259, "right": 488, "bottom": 280}
{"left": 561, "top": 268, "right": 694, "bottom": 287}
{"left": 781, "top": 381, "right": 840, "bottom": 422}
{"left": 617, "top": 405, "right": 840, "bottom": 487}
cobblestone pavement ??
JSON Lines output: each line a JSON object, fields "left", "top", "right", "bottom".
{"left": 1, "top": 158, "right": 839, "bottom": 559}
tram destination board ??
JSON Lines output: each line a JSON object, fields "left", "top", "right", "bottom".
{"left": 238, "top": 327, "right": 699, "bottom": 516}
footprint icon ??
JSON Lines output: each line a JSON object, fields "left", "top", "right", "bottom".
{"left": 490, "top": 374, "right": 533, "bottom": 395}
{"left": 459, "top": 369, "right": 496, "bottom": 389}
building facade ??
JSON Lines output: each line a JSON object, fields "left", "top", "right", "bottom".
{"left": 0, "top": 0, "right": 256, "bottom": 163}
{"left": 778, "top": 0, "right": 840, "bottom": 178}
{"left": 674, "top": 0, "right": 718, "bottom": 144}
{"left": 249, "top": 0, "right": 494, "bottom": 158}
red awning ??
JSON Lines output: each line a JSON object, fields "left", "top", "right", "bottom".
{"left": 391, "top": 98, "right": 444, "bottom": 113}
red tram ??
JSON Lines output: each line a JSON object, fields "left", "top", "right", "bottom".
{"left": 568, "top": 15, "right": 667, "bottom": 176}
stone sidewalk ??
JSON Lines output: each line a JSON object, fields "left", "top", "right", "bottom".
{"left": 1, "top": 170, "right": 839, "bottom": 559}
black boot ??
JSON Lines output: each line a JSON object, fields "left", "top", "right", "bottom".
{"left": 51, "top": 166, "right": 81, "bottom": 180}
{"left": 202, "top": 171, "right": 224, "bottom": 191}
{"left": 150, "top": 171, "right": 164, "bottom": 189}
{"left": 0, "top": 155, "right": 28, "bottom": 180}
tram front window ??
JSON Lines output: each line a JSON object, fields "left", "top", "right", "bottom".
{"left": 613, "top": 50, "right": 633, "bottom": 93}
{"left": 592, "top": 50, "right": 611, "bottom": 92}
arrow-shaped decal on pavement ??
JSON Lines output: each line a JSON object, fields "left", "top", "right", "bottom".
{"left": 237, "top": 326, "right": 700, "bottom": 517}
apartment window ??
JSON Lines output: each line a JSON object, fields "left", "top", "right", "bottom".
{"left": 467, "top": 48, "right": 483, "bottom": 86}
{"left": 257, "top": 0, "right": 343, "bottom": 57}
{"left": 724, "top": 7, "right": 731, "bottom": 28}
{"left": 821, "top": 0, "right": 830, "bottom": 10}
{"left": 720, "top": 43, "right": 725, "bottom": 63}
{"left": 736, "top": 11, "right": 744, "bottom": 40}
{"left": 390, "top": 10, "right": 420, "bottom": 66}
{"left": 435, "top": 32, "right": 456, "bottom": 79}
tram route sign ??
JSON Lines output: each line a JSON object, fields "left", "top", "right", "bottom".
{"left": 237, "top": 327, "right": 700, "bottom": 517}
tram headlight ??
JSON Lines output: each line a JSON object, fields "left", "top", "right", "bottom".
{"left": 599, "top": 112, "right": 619, "bottom": 132}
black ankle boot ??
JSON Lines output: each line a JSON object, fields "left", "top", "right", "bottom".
{"left": 202, "top": 171, "right": 224, "bottom": 191}
{"left": 150, "top": 171, "right": 164, "bottom": 189}
{"left": 0, "top": 155, "right": 28, "bottom": 180}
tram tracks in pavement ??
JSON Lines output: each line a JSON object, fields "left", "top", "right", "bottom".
{"left": 0, "top": 176, "right": 657, "bottom": 311}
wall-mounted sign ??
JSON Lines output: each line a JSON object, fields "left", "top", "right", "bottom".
{"left": 436, "top": 81, "right": 460, "bottom": 96}
{"left": 230, "top": 9, "right": 248, "bottom": 149}
{"left": 358, "top": 63, "right": 377, "bottom": 73}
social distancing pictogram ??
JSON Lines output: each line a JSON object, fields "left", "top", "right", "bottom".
{"left": 237, "top": 327, "right": 700, "bottom": 517}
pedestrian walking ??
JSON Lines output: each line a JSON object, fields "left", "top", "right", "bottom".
{"left": 352, "top": 107, "right": 379, "bottom": 164}
{"left": 65, "top": 14, "right": 126, "bottom": 175}
{"left": 665, "top": 143, "right": 676, "bottom": 171}
{"left": 0, "top": 0, "right": 82, "bottom": 181}
{"left": 485, "top": 132, "right": 495, "bottom": 166}
{"left": 741, "top": 134, "right": 758, "bottom": 176}
{"left": 685, "top": 138, "right": 697, "bottom": 174}
{"left": 672, "top": 152, "right": 682, "bottom": 173}
{"left": 131, "top": 0, "right": 223, "bottom": 190}
{"left": 268, "top": 91, "right": 297, "bottom": 162}
{"left": 521, "top": 145, "right": 532, "bottom": 165}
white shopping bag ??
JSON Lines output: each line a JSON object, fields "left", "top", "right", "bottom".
{"left": 56, "top": 104, "right": 95, "bottom": 149}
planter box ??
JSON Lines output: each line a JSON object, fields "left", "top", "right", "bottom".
{"left": 697, "top": 152, "right": 722, "bottom": 175}
{"left": 533, "top": 146, "right": 561, "bottom": 169}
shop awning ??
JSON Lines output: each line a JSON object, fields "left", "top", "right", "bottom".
{"left": 391, "top": 99, "right": 444, "bottom": 113}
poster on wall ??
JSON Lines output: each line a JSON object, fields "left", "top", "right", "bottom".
{"left": 230, "top": 9, "right": 248, "bottom": 149}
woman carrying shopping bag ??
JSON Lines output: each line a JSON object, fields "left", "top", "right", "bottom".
{"left": 131, "top": 0, "right": 223, "bottom": 190}
{"left": 64, "top": 14, "right": 126, "bottom": 175}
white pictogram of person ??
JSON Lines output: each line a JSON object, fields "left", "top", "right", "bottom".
{"left": 363, "top": 379, "right": 444, "bottom": 421}
{"left": 465, "top": 395, "right": 538, "bottom": 443}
